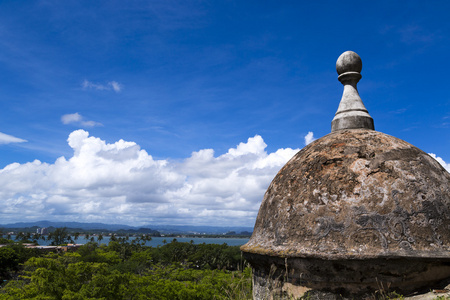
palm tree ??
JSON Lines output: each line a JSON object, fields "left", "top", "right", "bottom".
{"left": 140, "top": 234, "right": 149, "bottom": 246}
{"left": 32, "top": 233, "right": 40, "bottom": 243}
{"left": 49, "top": 227, "right": 69, "bottom": 245}
{"left": 97, "top": 234, "right": 103, "bottom": 243}
{"left": 15, "top": 232, "right": 24, "bottom": 241}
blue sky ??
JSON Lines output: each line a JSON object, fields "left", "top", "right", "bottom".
{"left": 0, "top": 1, "right": 449, "bottom": 226}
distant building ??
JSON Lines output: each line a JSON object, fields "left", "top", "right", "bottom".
{"left": 37, "top": 227, "right": 48, "bottom": 235}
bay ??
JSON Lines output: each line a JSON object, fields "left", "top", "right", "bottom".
{"left": 11, "top": 235, "right": 249, "bottom": 247}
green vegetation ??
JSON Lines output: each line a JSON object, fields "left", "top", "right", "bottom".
{"left": 2, "top": 237, "right": 449, "bottom": 299}
{"left": 0, "top": 239, "right": 251, "bottom": 299}
{"left": 0, "top": 226, "right": 162, "bottom": 242}
{"left": 47, "top": 227, "right": 71, "bottom": 246}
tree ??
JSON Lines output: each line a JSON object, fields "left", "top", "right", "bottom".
{"left": 15, "top": 231, "right": 24, "bottom": 241}
{"left": 31, "top": 233, "right": 40, "bottom": 243}
{"left": 49, "top": 227, "right": 69, "bottom": 246}
{"left": 0, "top": 247, "right": 19, "bottom": 280}
{"left": 97, "top": 234, "right": 103, "bottom": 243}
{"left": 0, "top": 241, "right": 252, "bottom": 299}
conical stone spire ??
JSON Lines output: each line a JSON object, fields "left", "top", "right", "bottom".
{"left": 331, "top": 51, "right": 374, "bottom": 132}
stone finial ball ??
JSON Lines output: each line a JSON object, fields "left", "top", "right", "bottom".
{"left": 336, "top": 51, "right": 362, "bottom": 75}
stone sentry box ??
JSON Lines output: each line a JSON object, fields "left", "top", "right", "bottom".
{"left": 241, "top": 51, "right": 450, "bottom": 299}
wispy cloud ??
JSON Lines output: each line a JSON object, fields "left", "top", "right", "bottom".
{"left": 61, "top": 113, "right": 102, "bottom": 127}
{"left": 0, "top": 132, "right": 27, "bottom": 144}
{"left": 398, "top": 25, "right": 437, "bottom": 44}
{"left": 389, "top": 108, "right": 407, "bottom": 115}
{"left": 82, "top": 80, "right": 122, "bottom": 92}
{"left": 381, "top": 23, "right": 437, "bottom": 44}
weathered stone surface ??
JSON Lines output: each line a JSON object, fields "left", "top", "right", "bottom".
{"left": 242, "top": 129, "right": 450, "bottom": 259}
{"left": 245, "top": 252, "right": 450, "bottom": 299}
{"left": 336, "top": 51, "right": 362, "bottom": 75}
{"left": 241, "top": 128, "right": 450, "bottom": 298}
{"left": 406, "top": 282, "right": 450, "bottom": 299}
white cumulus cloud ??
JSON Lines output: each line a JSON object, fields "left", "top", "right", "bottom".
{"left": 0, "top": 132, "right": 27, "bottom": 144}
{"left": 3, "top": 130, "right": 446, "bottom": 227}
{"left": 82, "top": 80, "right": 122, "bottom": 92}
{"left": 304, "top": 131, "right": 316, "bottom": 145}
{"left": 61, "top": 113, "right": 102, "bottom": 127}
{"left": 0, "top": 131, "right": 299, "bottom": 226}
{"left": 428, "top": 153, "right": 450, "bottom": 172}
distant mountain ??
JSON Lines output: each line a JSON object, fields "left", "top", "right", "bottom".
{"left": 0, "top": 221, "right": 134, "bottom": 231}
{"left": 115, "top": 228, "right": 160, "bottom": 236}
{"left": 0, "top": 220, "right": 253, "bottom": 234}
{"left": 141, "top": 224, "right": 254, "bottom": 235}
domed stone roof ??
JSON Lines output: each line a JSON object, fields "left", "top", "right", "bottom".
{"left": 241, "top": 51, "right": 450, "bottom": 299}
{"left": 241, "top": 128, "right": 450, "bottom": 259}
